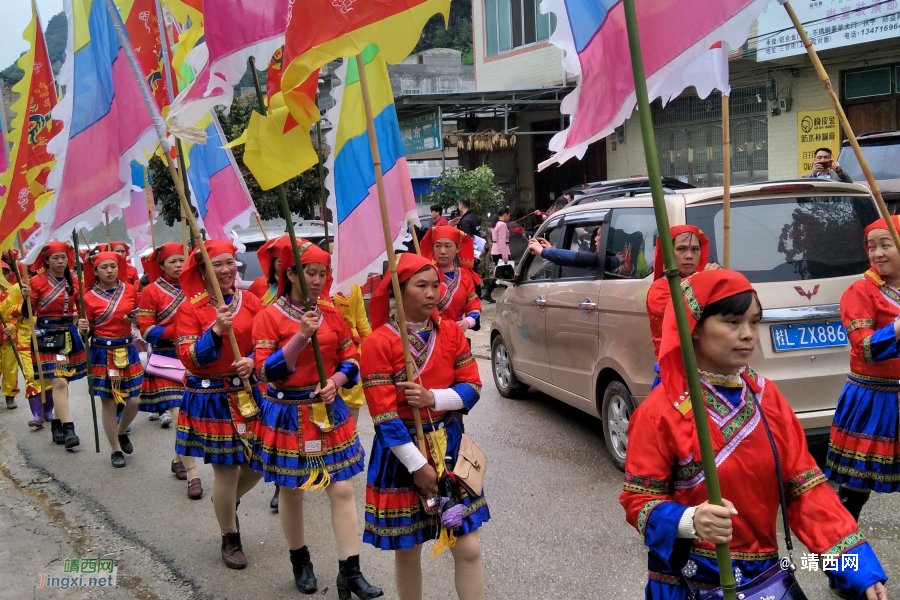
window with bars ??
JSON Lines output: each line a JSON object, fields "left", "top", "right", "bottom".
{"left": 652, "top": 85, "right": 768, "bottom": 185}
{"left": 484, "top": 0, "right": 556, "bottom": 58}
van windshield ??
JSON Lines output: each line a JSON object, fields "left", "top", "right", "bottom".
{"left": 687, "top": 195, "right": 878, "bottom": 282}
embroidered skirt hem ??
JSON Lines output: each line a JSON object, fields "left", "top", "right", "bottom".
{"left": 175, "top": 378, "right": 259, "bottom": 465}
{"left": 88, "top": 344, "right": 143, "bottom": 401}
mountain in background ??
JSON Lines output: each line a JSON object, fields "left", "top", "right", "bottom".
{"left": 414, "top": 0, "right": 473, "bottom": 64}
{"left": 1, "top": 12, "right": 67, "bottom": 85}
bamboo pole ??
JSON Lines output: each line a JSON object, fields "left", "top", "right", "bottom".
{"left": 180, "top": 203, "right": 189, "bottom": 256}
{"left": 71, "top": 232, "right": 102, "bottom": 452}
{"left": 355, "top": 54, "right": 428, "bottom": 456}
{"left": 104, "top": 212, "right": 111, "bottom": 246}
{"left": 143, "top": 166, "right": 157, "bottom": 250}
{"left": 622, "top": 0, "right": 736, "bottom": 597}
{"left": 248, "top": 56, "right": 334, "bottom": 426}
{"left": 103, "top": 0, "right": 253, "bottom": 395}
{"left": 80, "top": 229, "right": 90, "bottom": 249}
{"left": 783, "top": 0, "right": 900, "bottom": 249}
{"left": 315, "top": 101, "right": 330, "bottom": 251}
{"left": 13, "top": 234, "right": 48, "bottom": 414}
{"left": 408, "top": 220, "right": 421, "bottom": 255}
{"left": 722, "top": 92, "right": 731, "bottom": 269}
{"left": 255, "top": 213, "right": 269, "bottom": 242}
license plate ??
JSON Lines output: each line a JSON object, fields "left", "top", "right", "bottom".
{"left": 770, "top": 321, "right": 848, "bottom": 352}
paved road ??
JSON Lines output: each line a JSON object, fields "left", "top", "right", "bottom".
{"left": 2, "top": 360, "right": 900, "bottom": 599}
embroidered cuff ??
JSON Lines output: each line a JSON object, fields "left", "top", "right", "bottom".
{"left": 431, "top": 388, "right": 464, "bottom": 411}
{"left": 676, "top": 506, "right": 697, "bottom": 539}
{"left": 390, "top": 442, "right": 428, "bottom": 473}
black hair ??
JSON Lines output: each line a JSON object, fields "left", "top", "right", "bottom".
{"left": 497, "top": 206, "right": 510, "bottom": 217}
{"left": 814, "top": 147, "right": 832, "bottom": 157}
{"left": 267, "top": 257, "right": 280, "bottom": 286}
{"left": 698, "top": 290, "right": 761, "bottom": 324}
{"left": 458, "top": 197, "right": 471, "bottom": 210}
{"left": 550, "top": 197, "right": 567, "bottom": 212}
{"left": 430, "top": 204, "right": 442, "bottom": 214}
{"left": 139, "top": 273, "right": 150, "bottom": 289}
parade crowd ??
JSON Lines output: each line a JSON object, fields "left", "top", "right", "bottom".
{"left": 2, "top": 206, "right": 899, "bottom": 600}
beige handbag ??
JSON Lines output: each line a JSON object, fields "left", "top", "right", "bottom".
{"left": 453, "top": 434, "right": 487, "bottom": 497}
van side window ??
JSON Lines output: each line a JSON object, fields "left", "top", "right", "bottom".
{"left": 557, "top": 221, "right": 605, "bottom": 280}
{"left": 519, "top": 220, "right": 561, "bottom": 282}
{"left": 604, "top": 209, "right": 657, "bottom": 279}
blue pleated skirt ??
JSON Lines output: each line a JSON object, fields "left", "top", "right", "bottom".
{"left": 138, "top": 344, "right": 184, "bottom": 412}
{"left": 645, "top": 553, "right": 778, "bottom": 599}
{"left": 363, "top": 414, "right": 490, "bottom": 550}
{"left": 249, "top": 385, "right": 365, "bottom": 487}
{"left": 826, "top": 373, "right": 900, "bottom": 492}
{"left": 88, "top": 337, "right": 143, "bottom": 401}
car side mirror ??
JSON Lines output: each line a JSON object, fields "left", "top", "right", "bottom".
{"left": 494, "top": 264, "right": 516, "bottom": 282}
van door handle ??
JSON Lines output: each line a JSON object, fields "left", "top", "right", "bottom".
{"left": 579, "top": 299, "right": 597, "bottom": 312}
{"left": 533, "top": 296, "right": 546, "bottom": 307}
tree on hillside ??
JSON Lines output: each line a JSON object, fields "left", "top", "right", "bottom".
{"left": 1, "top": 12, "right": 67, "bottom": 85}
{"left": 148, "top": 98, "right": 329, "bottom": 227}
{"left": 414, "top": 0, "right": 473, "bottom": 64}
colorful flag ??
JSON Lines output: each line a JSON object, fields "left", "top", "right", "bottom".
{"left": 0, "top": 1, "right": 61, "bottom": 259}
{"left": 183, "top": 114, "right": 255, "bottom": 243}
{"left": 325, "top": 45, "right": 418, "bottom": 294}
{"left": 167, "top": 0, "right": 289, "bottom": 128}
{"left": 33, "top": 0, "right": 158, "bottom": 257}
{"left": 225, "top": 46, "right": 320, "bottom": 190}
{"left": 123, "top": 160, "right": 156, "bottom": 255}
{"left": 116, "top": 0, "right": 173, "bottom": 114}
{"left": 280, "top": 0, "right": 449, "bottom": 123}
{"left": 539, "top": 0, "right": 767, "bottom": 168}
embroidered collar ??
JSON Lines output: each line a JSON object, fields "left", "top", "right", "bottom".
{"left": 39, "top": 275, "right": 68, "bottom": 313}
{"left": 274, "top": 295, "right": 319, "bottom": 322}
{"left": 155, "top": 278, "right": 185, "bottom": 324}
{"left": 210, "top": 291, "right": 241, "bottom": 316}
{"left": 699, "top": 369, "right": 743, "bottom": 387}
{"left": 387, "top": 314, "right": 437, "bottom": 378}
{"left": 437, "top": 265, "right": 460, "bottom": 312}
{"left": 90, "top": 281, "right": 125, "bottom": 326}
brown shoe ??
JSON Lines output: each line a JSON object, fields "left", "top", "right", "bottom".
{"left": 187, "top": 478, "right": 203, "bottom": 500}
{"left": 221, "top": 532, "right": 246, "bottom": 569}
{"left": 171, "top": 459, "right": 187, "bottom": 480}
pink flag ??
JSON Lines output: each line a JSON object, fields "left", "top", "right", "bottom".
{"left": 539, "top": 0, "right": 767, "bottom": 169}
{"left": 33, "top": 0, "right": 158, "bottom": 258}
{"left": 124, "top": 161, "right": 156, "bottom": 256}
{"left": 167, "top": 0, "right": 289, "bottom": 128}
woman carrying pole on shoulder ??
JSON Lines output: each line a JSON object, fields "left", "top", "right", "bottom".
{"left": 250, "top": 240, "right": 381, "bottom": 599}
{"left": 621, "top": 269, "right": 887, "bottom": 600}
{"left": 361, "top": 253, "right": 489, "bottom": 600}
{"left": 175, "top": 240, "right": 263, "bottom": 570}
{"left": 645, "top": 226, "right": 718, "bottom": 387}
{"left": 76, "top": 251, "right": 142, "bottom": 468}
{"left": 827, "top": 216, "right": 900, "bottom": 522}
{"left": 20, "top": 242, "right": 86, "bottom": 449}
{"left": 137, "top": 243, "right": 201, "bottom": 496}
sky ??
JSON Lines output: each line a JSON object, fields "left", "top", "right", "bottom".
{"left": 0, "top": 0, "right": 64, "bottom": 69}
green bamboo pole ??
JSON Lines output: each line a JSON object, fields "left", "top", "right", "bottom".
{"left": 72, "top": 232, "right": 102, "bottom": 453}
{"left": 622, "top": 0, "right": 736, "bottom": 597}
{"left": 247, "top": 56, "right": 334, "bottom": 427}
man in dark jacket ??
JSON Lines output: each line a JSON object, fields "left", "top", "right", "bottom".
{"left": 454, "top": 197, "right": 481, "bottom": 238}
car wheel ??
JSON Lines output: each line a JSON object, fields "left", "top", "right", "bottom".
{"left": 601, "top": 380, "right": 637, "bottom": 472}
{"left": 491, "top": 335, "right": 527, "bottom": 399}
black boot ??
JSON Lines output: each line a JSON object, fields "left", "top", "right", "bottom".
{"left": 62, "top": 422, "right": 80, "bottom": 449}
{"left": 50, "top": 419, "right": 64, "bottom": 444}
{"left": 270, "top": 485, "right": 280, "bottom": 513}
{"left": 289, "top": 546, "right": 317, "bottom": 594}
{"left": 337, "top": 555, "right": 383, "bottom": 600}
{"left": 839, "top": 485, "right": 871, "bottom": 522}
{"left": 481, "top": 279, "right": 497, "bottom": 303}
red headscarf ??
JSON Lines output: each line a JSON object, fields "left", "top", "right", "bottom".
{"left": 653, "top": 225, "right": 710, "bottom": 280}
{"left": 369, "top": 253, "right": 441, "bottom": 329}
{"left": 421, "top": 226, "right": 477, "bottom": 271}
{"left": 41, "top": 241, "right": 75, "bottom": 269}
{"left": 145, "top": 242, "right": 185, "bottom": 283}
{"left": 258, "top": 235, "right": 291, "bottom": 284}
{"left": 178, "top": 240, "right": 238, "bottom": 303}
{"left": 83, "top": 251, "right": 128, "bottom": 290}
{"left": 658, "top": 269, "right": 755, "bottom": 400}
{"left": 276, "top": 238, "right": 332, "bottom": 299}
{"left": 107, "top": 241, "right": 131, "bottom": 258}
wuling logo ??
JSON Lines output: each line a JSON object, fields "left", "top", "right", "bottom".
{"left": 794, "top": 285, "right": 820, "bottom": 300}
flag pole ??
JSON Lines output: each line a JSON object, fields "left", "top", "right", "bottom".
{"left": 408, "top": 220, "right": 421, "bottom": 255}
{"left": 80, "top": 229, "right": 91, "bottom": 249}
{"left": 71, "top": 232, "right": 102, "bottom": 452}
{"left": 104, "top": 212, "right": 111, "bottom": 246}
{"left": 13, "top": 234, "right": 48, "bottom": 425}
{"left": 782, "top": 0, "right": 900, "bottom": 248}
{"left": 255, "top": 213, "right": 269, "bottom": 242}
{"left": 354, "top": 53, "right": 428, "bottom": 456}
{"left": 102, "top": 0, "right": 254, "bottom": 396}
{"left": 622, "top": 0, "right": 736, "bottom": 597}
{"left": 314, "top": 96, "right": 331, "bottom": 252}
{"left": 248, "top": 56, "right": 334, "bottom": 427}
{"left": 144, "top": 166, "right": 157, "bottom": 251}
{"left": 722, "top": 89, "right": 731, "bottom": 269}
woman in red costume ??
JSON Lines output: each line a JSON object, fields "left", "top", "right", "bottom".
{"left": 76, "top": 251, "right": 142, "bottom": 468}
{"left": 646, "top": 226, "right": 717, "bottom": 387}
{"left": 420, "top": 226, "right": 482, "bottom": 334}
{"left": 361, "top": 253, "right": 489, "bottom": 600}
{"left": 175, "top": 240, "right": 263, "bottom": 570}
{"left": 247, "top": 236, "right": 286, "bottom": 307}
{"left": 251, "top": 240, "right": 381, "bottom": 599}
{"left": 104, "top": 241, "right": 141, "bottom": 289}
{"left": 20, "top": 242, "right": 87, "bottom": 449}
{"left": 137, "top": 243, "right": 201, "bottom": 497}
{"left": 621, "top": 269, "right": 887, "bottom": 600}
{"left": 827, "top": 216, "right": 900, "bottom": 521}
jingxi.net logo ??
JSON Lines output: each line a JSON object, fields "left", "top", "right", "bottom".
{"left": 36, "top": 558, "right": 117, "bottom": 589}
